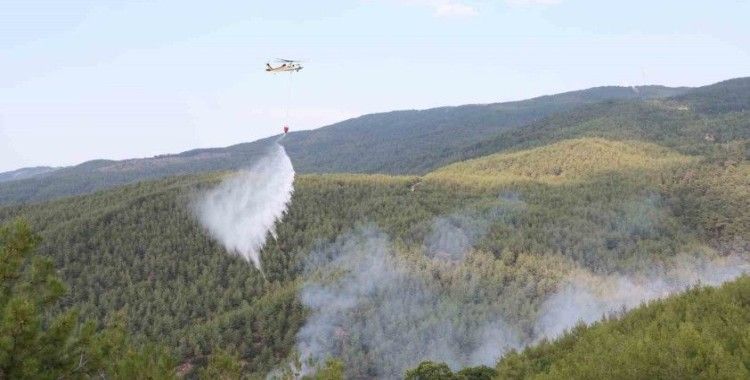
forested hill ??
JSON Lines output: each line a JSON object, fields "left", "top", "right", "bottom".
{"left": 414, "top": 276, "right": 750, "bottom": 380}
{"left": 0, "top": 83, "right": 690, "bottom": 205}
{"left": 0, "top": 77, "right": 746, "bottom": 378}
{"left": 282, "top": 84, "right": 687, "bottom": 174}
{"left": 0, "top": 134, "right": 747, "bottom": 377}
{"left": 0, "top": 166, "right": 58, "bottom": 183}
{"left": 492, "top": 277, "right": 750, "bottom": 379}
{"left": 448, "top": 77, "right": 750, "bottom": 164}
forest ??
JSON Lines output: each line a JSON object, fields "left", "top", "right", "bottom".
{"left": 0, "top": 77, "right": 748, "bottom": 378}
{"left": 1, "top": 78, "right": 745, "bottom": 206}
{"left": 493, "top": 276, "right": 750, "bottom": 379}
{"left": 411, "top": 276, "right": 750, "bottom": 379}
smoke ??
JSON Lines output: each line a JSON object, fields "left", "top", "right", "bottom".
{"left": 535, "top": 253, "right": 750, "bottom": 340}
{"left": 297, "top": 225, "right": 750, "bottom": 378}
{"left": 423, "top": 192, "right": 525, "bottom": 262}
{"left": 193, "top": 141, "right": 294, "bottom": 270}
{"left": 424, "top": 215, "right": 488, "bottom": 261}
{"left": 296, "top": 226, "right": 522, "bottom": 379}
{"left": 291, "top": 190, "right": 749, "bottom": 378}
{"left": 294, "top": 195, "right": 529, "bottom": 378}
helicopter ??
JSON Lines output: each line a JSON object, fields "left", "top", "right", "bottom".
{"left": 267, "top": 59, "right": 302, "bottom": 135}
{"left": 265, "top": 58, "right": 303, "bottom": 73}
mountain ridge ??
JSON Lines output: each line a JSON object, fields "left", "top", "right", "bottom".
{"left": 0, "top": 166, "right": 58, "bottom": 183}
{"left": 0, "top": 82, "right": 699, "bottom": 205}
{"left": 1, "top": 84, "right": 688, "bottom": 177}
{"left": 3, "top": 77, "right": 749, "bottom": 206}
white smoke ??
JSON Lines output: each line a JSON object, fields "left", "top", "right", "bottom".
{"left": 424, "top": 215, "right": 488, "bottom": 261}
{"left": 536, "top": 253, "right": 750, "bottom": 340}
{"left": 194, "top": 141, "right": 295, "bottom": 270}
{"left": 296, "top": 226, "right": 522, "bottom": 379}
{"left": 424, "top": 192, "right": 525, "bottom": 262}
{"left": 290, "top": 190, "right": 749, "bottom": 377}
{"left": 294, "top": 226, "right": 750, "bottom": 378}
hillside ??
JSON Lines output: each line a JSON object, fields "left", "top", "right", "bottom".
{"left": 1, "top": 135, "right": 746, "bottom": 377}
{"left": 673, "top": 76, "right": 750, "bottom": 114}
{"left": 0, "top": 166, "right": 58, "bottom": 183}
{"left": 409, "top": 275, "right": 750, "bottom": 379}
{"left": 0, "top": 84, "right": 691, "bottom": 205}
{"left": 427, "top": 138, "right": 694, "bottom": 187}
{"left": 4, "top": 1, "right": 748, "bottom": 377}
{"left": 455, "top": 77, "right": 750, "bottom": 164}
{"left": 283, "top": 84, "right": 687, "bottom": 175}
{"left": 492, "top": 276, "right": 750, "bottom": 379}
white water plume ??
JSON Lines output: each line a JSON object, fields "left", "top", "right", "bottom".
{"left": 194, "top": 141, "right": 294, "bottom": 270}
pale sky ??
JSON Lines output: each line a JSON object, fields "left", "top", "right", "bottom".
{"left": 1, "top": 0, "right": 749, "bottom": 172}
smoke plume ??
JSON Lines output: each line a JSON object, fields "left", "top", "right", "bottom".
{"left": 423, "top": 192, "right": 525, "bottom": 262}
{"left": 296, "top": 226, "right": 522, "bottom": 379}
{"left": 291, "top": 191, "right": 748, "bottom": 378}
{"left": 424, "top": 215, "right": 488, "bottom": 261}
{"left": 535, "top": 253, "right": 750, "bottom": 340}
{"left": 194, "top": 141, "right": 294, "bottom": 270}
{"left": 295, "top": 233, "right": 749, "bottom": 378}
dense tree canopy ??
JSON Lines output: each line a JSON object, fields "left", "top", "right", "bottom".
{"left": 0, "top": 77, "right": 747, "bottom": 378}
{"left": 1, "top": 133, "right": 746, "bottom": 377}
{"left": 493, "top": 276, "right": 750, "bottom": 379}
{"left": 0, "top": 220, "right": 175, "bottom": 379}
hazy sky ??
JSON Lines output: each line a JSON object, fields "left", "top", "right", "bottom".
{"left": 1, "top": 0, "right": 749, "bottom": 172}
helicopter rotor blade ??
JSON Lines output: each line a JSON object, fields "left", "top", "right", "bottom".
{"left": 275, "top": 58, "right": 303, "bottom": 63}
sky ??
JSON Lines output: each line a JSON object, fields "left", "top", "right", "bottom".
{"left": 1, "top": 0, "right": 749, "bottom": 172}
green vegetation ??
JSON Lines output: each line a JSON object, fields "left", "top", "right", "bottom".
{"left": 1, "top": 133, "right": 746, "bottom": 377}
{"left": 285, "top": 84, "right": 685, "bottom": 176}
{"left": 0, "top": 220, "right": 174, "bottom": 379}
{"left": 673, "top": 76, "right": 750, "bottom": 115}
{"left": 427, "top": 138, "right": 693, "bottom": 187}
{"left": 0, "top": 166, "right": 58, "bottom": 184}
{"left": 0, "top": 82, "right": 693, "bottom": 205}
{"left": 0, "top": 172, "right": 480, "bottom": 376}
{"left": 1, "top": 78, "right": 744, "bottom": 206}
{"left": 495, "top": 276, "right": 750, "bottom": 379}
{"left": 405, "top": 361, "right": 497, "bottom": 380}
{"left": 664, "top": 162, "right": 750, "bottom": 242}
{"left": 0, "top": 77, "right": 747, "bottom": 378}
{"left": 455, "top": 95, "right": 750, "bottom": 166}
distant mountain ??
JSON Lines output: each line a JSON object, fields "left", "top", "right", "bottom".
{"left": 6, "top": 76, "right": 749, "bottom": 206}
{"left": 673, "top": 77, "right": 750, "bottom": 114}
{"left": 0, "top": 84, "right": 694, "bottom": 205}
{"left": 451, "top": 77, "right": 750, "bottom": 163}
{"left": 283, "top": 84, "right": 689, "bottom": 174}
{"left": 0, "top": 166, "right": 58, "bottom": 183}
